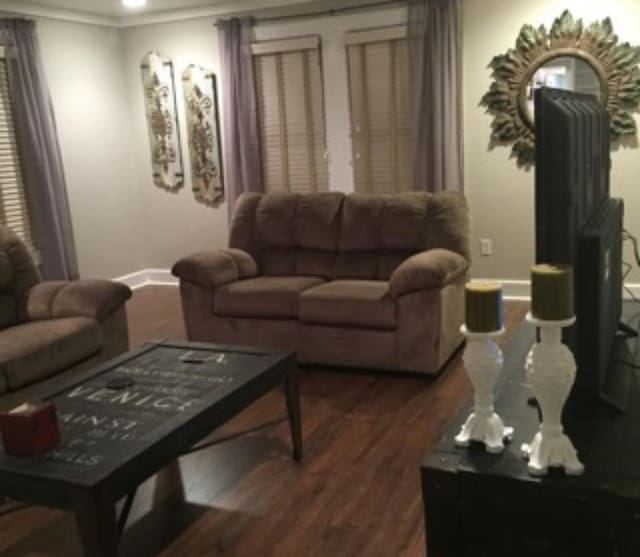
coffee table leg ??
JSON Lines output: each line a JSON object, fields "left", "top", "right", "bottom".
{"left": 153, "top": 459, "right": 185, "bottom": 505}
{"left": 284, "top": 367, "right": 303, "bottom": 461}
{"left": 73, "top": 489, "right": 119, "bottom": 557}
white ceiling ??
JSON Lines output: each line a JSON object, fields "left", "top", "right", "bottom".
{"left": 0, "top": 0, "right": 394, "bottom": 27}
{"left": 7, "top": 0, "right": 231, "bottom": 17}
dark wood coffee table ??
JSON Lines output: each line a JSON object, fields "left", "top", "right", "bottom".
{"left": 0, "top": 340, "right": 302, "bottom": 557}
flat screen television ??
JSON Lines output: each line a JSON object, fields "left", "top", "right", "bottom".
{"left": 534, "top": 87, "right": 628, "bottom": 409}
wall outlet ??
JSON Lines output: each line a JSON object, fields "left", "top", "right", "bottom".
{"left": 480, "top": 238, "right": 492, "bottom": 256}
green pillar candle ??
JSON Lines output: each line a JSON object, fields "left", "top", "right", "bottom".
{"left": 465, "top": 281, "right": 503, "bottom": 332}
{"left": 530, "top": 264, "right": 573, "bottom": 320}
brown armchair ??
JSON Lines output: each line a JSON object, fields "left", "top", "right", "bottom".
{"left": 0, "top": 225, "right": 132, "bottom": 397}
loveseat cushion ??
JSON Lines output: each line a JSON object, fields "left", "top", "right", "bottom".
{"left": 255, "top": 192, "right": 343, "bottom": 250}
{"left": 338, "top": 194, "right": 428, "bottom": 252}
{"left": 0, "top": 317, "right": 102, "bottom": 390}
{"left": 0, "top": 293, "right": 17, "bottom": 331}
{"left": 0, "top": 250, "right": 14, "bottom": 289}
{"left": 0, "top": 369, "right": 7, "bottom": 395}
{"left": 299, "top": 280, "right": 396, "bottom": 330}
{"left": 333, "top": 250, "right": 414, "bottom": 281}
{"left": 232, "top": 193, "right": 344, "bottom": 278}
{"left": 215, "top": 276, "right": 324, "bottom": 318}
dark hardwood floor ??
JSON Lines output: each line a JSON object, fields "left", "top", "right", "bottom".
{"left": 0, "top": 286, "right": 528, "bottom": 557}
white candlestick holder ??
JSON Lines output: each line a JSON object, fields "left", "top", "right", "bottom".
{"left": 521, "top": 313, "right": 584, "bottom": 476}
{"left": 455, "top": 325, "right": 513, "bottom": 453}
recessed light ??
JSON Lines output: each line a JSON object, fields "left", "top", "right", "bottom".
{"left": 122, "top": 0, "right": 147, "bottom": 8}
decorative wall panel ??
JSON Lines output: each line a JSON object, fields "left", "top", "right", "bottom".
{"left": 140, "top": 51, "right": 183, "bottom": 190}
{"left": 182, "top": 65, "right": 224, "bottom": 204}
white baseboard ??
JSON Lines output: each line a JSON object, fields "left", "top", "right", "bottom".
{"left": 623, "top": 283, "right": 640, "bottom": 300}
{"left": 114, "top": 268, "right": 178, "bottom": 290}
{"left": 494, "top": 279, "right": 640, "bottom": 301}
{"left": 114, "top": 271, "right": 640, "bottom": 300}
{"left": 494, "top": 280, "right": 530, "bottom": 300}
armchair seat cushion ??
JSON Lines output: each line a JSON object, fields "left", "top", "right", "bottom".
{"left": 299, "top": 280, "right": 396, "bottom": 330}
{"left": 215, "top": 276, "right": 324, "bottom": 319}
{"left": 0, "top": 317, "right": 101, "bottom": 390}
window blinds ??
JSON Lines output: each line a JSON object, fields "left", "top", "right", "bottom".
{"left": 346, "top": 27, "right": 413, "bottom": 194}
{"left": 252, "top": 36, "right": 328, "bottom": 193}
{"left": 0, "top": 57, "right": 32, "bottom": 246}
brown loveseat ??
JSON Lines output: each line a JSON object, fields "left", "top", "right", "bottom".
{"left": 0, "top": 225, "right": 132, "bottom": 399}
{"left": 172, "top": 191, "right": 469, "bottom": 374}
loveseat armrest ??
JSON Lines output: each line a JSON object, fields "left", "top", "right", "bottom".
{"left": 388, "top": 249, "right": 469, "bottom": 298}
{"left": 28, "top": 279, "right": 132, "bottom": 321}
{"left": 171, "top": 248, "right": 258, "bottom": 291}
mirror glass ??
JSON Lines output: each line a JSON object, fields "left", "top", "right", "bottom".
{"left": 524, "top": 56, "right": 601, "bottom": 123}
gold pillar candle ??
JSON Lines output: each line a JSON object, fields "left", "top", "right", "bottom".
{"left": 530, "top": 264, "right": 573, "bottom": 320}
{"left": 465, "top": 282, "right": 503, "bottom": 332}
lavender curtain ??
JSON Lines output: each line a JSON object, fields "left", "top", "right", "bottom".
{"left": 1, "top": 19, "right": 78, "bottom": 279}
{"left": 408, "top": 0, "right": 463, "bottom": 192}
{"left": 218, "top": 17, "right": 263, "bottom": 217}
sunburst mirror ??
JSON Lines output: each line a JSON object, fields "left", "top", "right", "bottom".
{"left": 481, "top": 10, "right": 640, "bottom": 167}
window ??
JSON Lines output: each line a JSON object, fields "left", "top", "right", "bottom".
{"left": 252, "top": 36, "right": 328, "bottom": 193}
{"left": 0, "top": 51, "right": 32, "bottom": 246}
{"left": 346, "top": 26, "right": 413, "bottom": 194}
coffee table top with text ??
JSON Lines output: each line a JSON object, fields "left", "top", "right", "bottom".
{"left": 0, "top": 340, "right": 299, "bottom": 506}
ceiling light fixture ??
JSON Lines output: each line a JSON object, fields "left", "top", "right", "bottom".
{"left": 122, "top": 0, "right": 147, "bottom": 8}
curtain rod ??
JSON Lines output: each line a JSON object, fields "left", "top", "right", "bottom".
{"left": 213, "top": 0, "right": 403, "bottom": 27}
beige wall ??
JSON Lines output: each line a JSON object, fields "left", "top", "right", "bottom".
{"left": 120, "top": 5, "right": 405, "bottom": 271}
{"left": 465, "top": 0, "right": 640, "bottom": 285}
{"left": 122, "top": 18, "right": 230, "bottom": 270}
{"left": 28, "top": 0, "right": 640, "bottom": 285}
{"left": 36, "top": 18, "right": 146, "bottom": 278}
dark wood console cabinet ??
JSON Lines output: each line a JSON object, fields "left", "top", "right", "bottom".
{"left": 421, "top": 319, "right": 640, "bottom": 557}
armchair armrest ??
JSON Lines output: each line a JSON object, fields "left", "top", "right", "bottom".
{"left": 28, "top": 279, "right": 132, "bottom": 321}
{"left": 171, "top": 248, "right": 258, "bottom": 290}
{"left": 388, "top": 249, "right": 469, "bottom": 298}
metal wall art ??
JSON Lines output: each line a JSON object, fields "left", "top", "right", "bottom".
{"left": 182, "top": 65, "right": 224, "bottom": 204}
{"left": 140, "top": 51, "right": 184, "bottom": 190}
{"left": 481, "top": 10, "right": 640, "bottom": 167}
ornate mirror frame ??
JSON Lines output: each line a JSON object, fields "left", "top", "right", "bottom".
{"left": 481, "top": 10, "right": 640, "bottom": 167}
